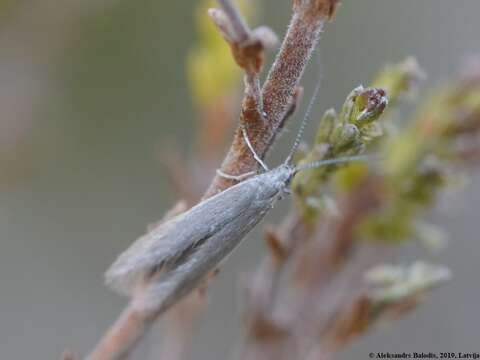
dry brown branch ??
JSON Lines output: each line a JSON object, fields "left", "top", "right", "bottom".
{"left": 204, "top": 0, "right": 338, "bottom": 197}
{"left": 87, "top": 306, "right": 152, "bottom": 360}
{"left": 85, "top": 1, "right": 339, "bottom": 359}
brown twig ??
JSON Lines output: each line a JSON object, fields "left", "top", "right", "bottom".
{"left": 84, "top": 1, "right": 339, "bottom": 359}
{"left": 87, "top": 305, "right": 152, "bottom": 360}
{"left": 204, "top": 0, "right": 338, "bottom": 197}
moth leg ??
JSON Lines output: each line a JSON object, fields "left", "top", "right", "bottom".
{"left": 216, "top": 169, "right": 256, "bottom": 181}
{"left": 241, "top": 125, "right": 269, "bottom": 171}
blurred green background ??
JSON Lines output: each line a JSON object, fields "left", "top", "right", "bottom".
{"left": 0, "top": 1, "right": 479, "bottom": 359}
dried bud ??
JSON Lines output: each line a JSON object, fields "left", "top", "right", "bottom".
{"left": 340, "top": 86, "right": 387, "bottom": 125}
{"left": 356, "top": 88, "right": 388, "bottom": 123}
{"left": 231, "top": 26, "right": 278, "bottom": 73}
{"left": 251, "top": 26, "right": 278, "bottom": 50}
{"left": 208, "top": 8, "right": 234, "bottom": 42}
{"left": 209, "top": 3, "right": 276, "bottom": 74}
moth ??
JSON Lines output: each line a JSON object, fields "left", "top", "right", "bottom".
{"left": 105, "top": 85, "right": 370, "bottom": 313}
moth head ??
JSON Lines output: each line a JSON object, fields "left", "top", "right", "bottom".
{"left": 255, "top": 164, "right": 295, "bottom": 201}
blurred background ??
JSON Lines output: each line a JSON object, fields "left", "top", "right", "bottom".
{"left": 0, "top": 0, "right": 479, "bottom": 359}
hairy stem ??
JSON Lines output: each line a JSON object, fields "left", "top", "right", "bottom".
{"left": 204, "top": 0, "right": 337, "bottom": 197}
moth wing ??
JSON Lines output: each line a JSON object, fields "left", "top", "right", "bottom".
{"left": 105, "top": 216, "right": 183, "bottom": 293}
{"left": 105, "top": 179, "right": 259, "bottom": 295}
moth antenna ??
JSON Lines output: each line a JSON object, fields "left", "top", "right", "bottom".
{"left": 284, "top": 80, "right": 322, "bottom": 165}
{"left": 241, "top": 124, "right": 269, "bottom": 171}
{"left": 294, "top": 154, "right": 375, "bottom": 173}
